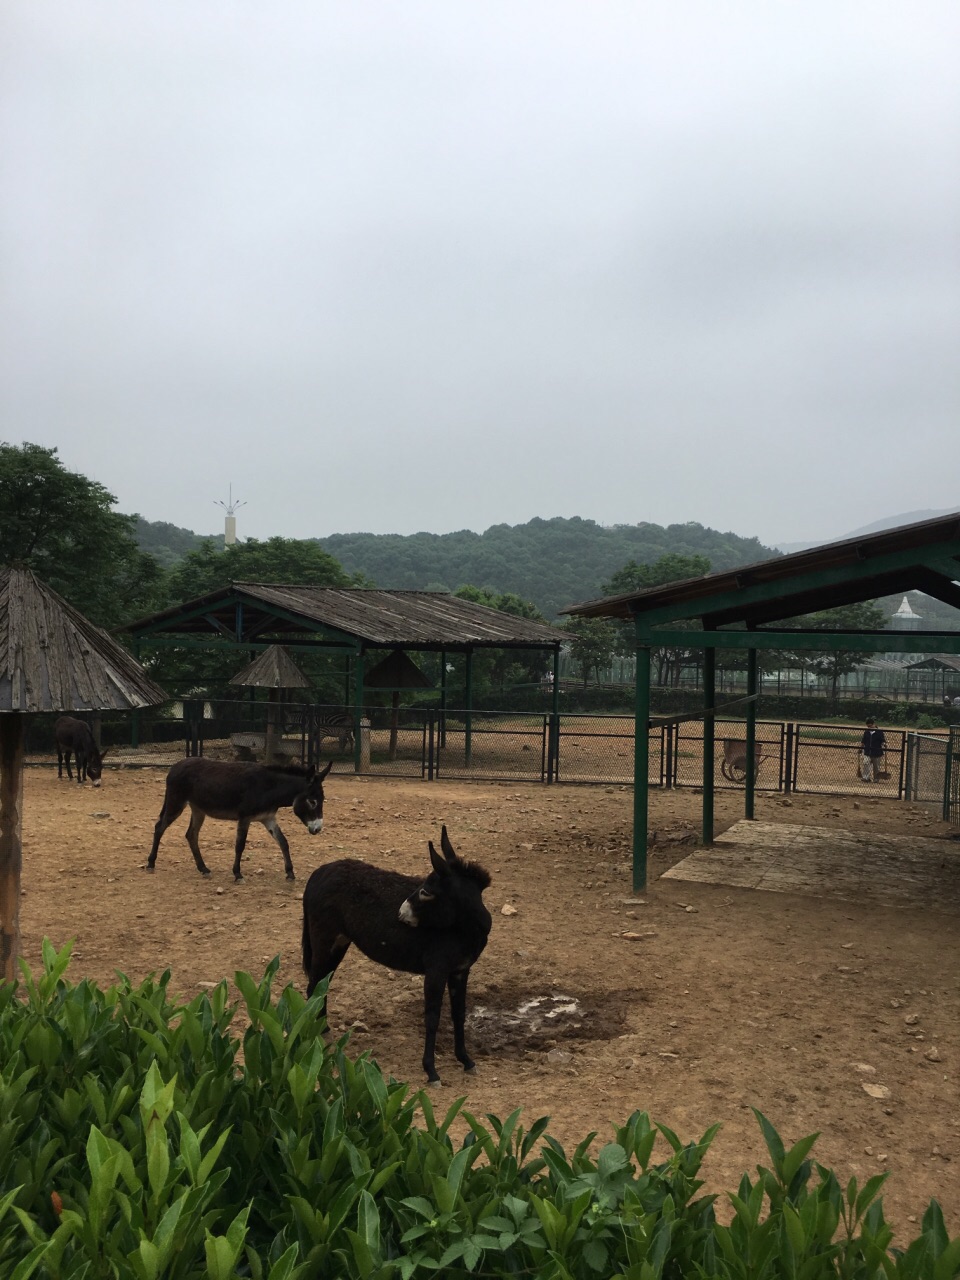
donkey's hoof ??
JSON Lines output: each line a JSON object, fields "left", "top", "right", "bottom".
{"left": 426, "top": 1077, "right": 443, "bottom": 1089}
{"left": 286, "top": 872, "right": 296, "bottom": 881}
{"left": 464, "top": 1065, "right": 477, "bottom": 1076}
{"left": 200, "top": 869, "right": 211, "bottom": 877}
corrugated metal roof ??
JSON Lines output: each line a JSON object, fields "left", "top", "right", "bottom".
{"left": 127, "top": 585, "right": 567, "bottom": 649}
{"left": 228, "top": 644, "right": 311, "bottom": 689}
{"left": 562, "top": 510, "right": 960, "bottom": 625}
{"left": 0, "top": 568, "right": 167, "bottom": 712}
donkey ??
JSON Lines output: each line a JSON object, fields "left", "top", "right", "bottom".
{"left": 147, "top": 758, "right": 331, "bottom": 881}
{"left": 301, "top": 825, "right": 492, "bottom": 1084}
{"left": 720, "top": 738, "right": 766, "bottom": 785}
{"left": 55, "top": 716, "right": 106, "bottom": 786}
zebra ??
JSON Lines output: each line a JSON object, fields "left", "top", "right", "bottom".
{"left": 310, "top": 710, "right": 355, "bottom": 756}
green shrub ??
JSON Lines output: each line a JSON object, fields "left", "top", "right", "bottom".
{"left": 1, "top": 943, "right": 957, "bottom": 1278}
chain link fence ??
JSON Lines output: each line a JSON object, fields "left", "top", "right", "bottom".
{"left": 22, "top": 701, "right": 950, "bottom": 804}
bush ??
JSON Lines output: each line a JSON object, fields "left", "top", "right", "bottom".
{"left": 2, "top": 944, "right": 958, "bottom": 1278}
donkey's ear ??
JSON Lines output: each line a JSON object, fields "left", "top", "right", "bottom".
{"left": 99, "top": 747, "right": 109, "bottom": 761}
{"left": 428, "top": 842, "right": 450, "bottom": 875}
{"left": 316, "top": 761, "right": 332, "bottom": 781}
{"left": 440, "top": 825, "right": 458, "bottom": 865}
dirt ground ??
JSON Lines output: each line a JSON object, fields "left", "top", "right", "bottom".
{"left": 15, "top": 765, "right": 960, "bottom": 1242}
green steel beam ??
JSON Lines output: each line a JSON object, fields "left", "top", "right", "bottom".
{"left": 632, "top": 645, "right": 651, "bottom": 892}
{"left": 635, "top": 628, "right": 960, "bottom": 654}
{"left": 702, "top": 648, "right": 715, "bottom": 846}
{"left": 133, "top": 636, "right": 359, "bottom": 654}
{"left": 625, "top": 541, "right": 960, "bottom": 628}
{"left": 745, "top": 649, "right": 757, "bottom": 820}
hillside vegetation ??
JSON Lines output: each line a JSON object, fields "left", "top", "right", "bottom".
{"left": 319, "top": 517, "right": 776, "bottom": 619}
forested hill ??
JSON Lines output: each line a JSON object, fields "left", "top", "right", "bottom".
{"left": 319, "top": 518, "right": 778, "bottom": 620}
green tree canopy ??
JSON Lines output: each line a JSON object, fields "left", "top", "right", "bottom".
{"left": 0, "top": 441, "right": 163, "bottom": 627}
{"left": 600, "top": 553, "right": 712, "bottom": 686}
{"left": 164, "top": 536, "right": 356, "bottom": 602}
{"left": 601, "top": 552, "right": 712, "bottom": 596}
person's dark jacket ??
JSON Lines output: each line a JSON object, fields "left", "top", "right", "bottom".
{"left": 861, "top": 727, "right": 886, "bottom": 758}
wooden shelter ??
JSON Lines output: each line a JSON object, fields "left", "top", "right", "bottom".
{"left": 228, "top": 644, "right": 311, "bottom": 764}
{"left": 124, "top": 586, "right": 568, "bottom": 767}
{"left": 563, "top": 511, "right": 960, "bottom": 891}
{"left": 0, "top": 568, "right": 166, "bottom": 980}
{"left": 364, "top": 648, "right": 433, "bottom": 759}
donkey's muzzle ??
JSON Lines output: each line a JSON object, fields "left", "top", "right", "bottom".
{"left": 306, "top": 818, "right": 323, "bottom": 835}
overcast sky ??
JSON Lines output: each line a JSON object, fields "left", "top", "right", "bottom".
{"left": 2, "top": 2, "right": 958, "bottom": 549}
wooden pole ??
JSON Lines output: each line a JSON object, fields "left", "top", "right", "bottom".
{"left": 388, "top": 691, "right": 400, "bottom": 760}
{"left": 0, "top": 715, "right": 25, "bottom": 982}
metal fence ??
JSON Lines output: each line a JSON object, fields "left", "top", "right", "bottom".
{"left": 949, "top": 729, "right": 960, "bottom": 827}
{"left": 23, "top": 701, "right": 948, "bottom": 804}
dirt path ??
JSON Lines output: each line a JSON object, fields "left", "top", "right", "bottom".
{"left": 16, "top": 766, "right": 960, "bottom": 1240}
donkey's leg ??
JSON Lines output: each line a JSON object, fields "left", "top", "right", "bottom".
{"left": 259, "top": 816, "right": 295, "bottom": 880}
{"left": 147, "top": 792, "right": 188, "bottom": 870}
{"left": 57, "top": 749, "right": 65, "bottom": 780}
{"left": 184, "top": 805, "right": 212, "bottom": 876}
{"left": 421, "top": 970, "right": 447, "bottom": 1084}
{"left": 232, "top": 817, "right": 254, "bottom": 881}
{"left": 447, "top": 969, "right": 476, "bottom": 1073}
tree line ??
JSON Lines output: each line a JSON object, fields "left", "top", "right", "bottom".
{"left": 0, "top": 442, "right": 913, "bottom": 701}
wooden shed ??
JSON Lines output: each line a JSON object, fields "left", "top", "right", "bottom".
{"left": 0, "top": 568, "right": 166, "bottom": 979}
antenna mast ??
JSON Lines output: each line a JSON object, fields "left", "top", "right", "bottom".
{"left": 215, "top": 485, "right": 247, "bottom": 546}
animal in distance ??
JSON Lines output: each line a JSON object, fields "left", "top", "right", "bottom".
{"left": 720, "top": 738, "right": 765, "bottom": 785}
{"left": 147, "top": 758, "right": 331, "bottom": 881}
{"left": 301, "top": 825, "right": 492, "bottom": 1083}
{"left": 54, "top": 716, "right": 106, "bottom": 786}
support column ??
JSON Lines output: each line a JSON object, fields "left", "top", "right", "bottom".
{"left": 632, "top": 644, "right": 651, "bottom": 893}
{"left": 353, "top": 649, "right": 365, "bottom": 773}
{"left": 703, "top": 646, "right": 715, "bottom": 846}
{"left": 464, "top": 650, "right": 473, "bottom": 767}
{"left": 439, "top": 650, "right": 447, "bottom": 749}
{"left": 745, "top": 647, "right": 758, "bottom": 820}
{"left": 0, "top": 716, "right": 24, "bottom": 982}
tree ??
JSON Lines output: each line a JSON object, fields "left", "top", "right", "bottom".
{"left": 800, "top": 601, "right": 887, "bottom": 703}
{"left": 164, "top": 536, "right": 355, "bottom": 602}
{"left": 601, "top": 553, "right": 712, "bottom": 687}
{"left": 563, "top": 617, "right": 620, "bottom": 688}
{"left": 0, "top": 442, "right": 163, "bottom": 627}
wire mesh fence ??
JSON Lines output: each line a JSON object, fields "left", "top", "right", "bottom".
{"left": 904, "top": 732, "right": 950, "bottom": 814}
{"left": 21, "top": 700, "right": 951, "bottom": 805}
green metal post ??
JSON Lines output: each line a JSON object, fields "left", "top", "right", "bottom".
{"left": 702, "top": 646, "right": 715, "bottom": 845}
{"left": 353, "top": 649, "right": 365, "bottom": 772}
{"left": 551, "top": 645, "right": 561, "bottom": 781}
{"left": 745, "top": 647, "right": 758, "bottom": 820}
{"left": 464, "top": 650, "right": 473, "bottom": 767}
{"left": 439, "top": 650, "right": 447, "bottom": 748}
{"left": 632, "top": 643, "right": 651, "bottom": 893}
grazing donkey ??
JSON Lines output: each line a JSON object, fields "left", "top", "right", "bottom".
{"left": 147, "top": 758, "right": 331, "bottom": 881}
{"left": 55, "top": 716, "right": 105, "bottom": 786}
{"left": 301, "top": 825, "right": 492, "bottom": 1083}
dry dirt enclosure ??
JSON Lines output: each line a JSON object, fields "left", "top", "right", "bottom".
{"left": 15, "top": 765, "right": 960, "bottom": 1241}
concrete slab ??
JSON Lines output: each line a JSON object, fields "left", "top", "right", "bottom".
{"left": 661, "top": 821, "right": 960, "bottom": 913}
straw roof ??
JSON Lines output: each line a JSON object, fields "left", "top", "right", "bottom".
{"left": 228, "top": 644, "right": 311, "bottom": 689}
{"left": 0, "top": 567, "right": 166, "bottom": 712}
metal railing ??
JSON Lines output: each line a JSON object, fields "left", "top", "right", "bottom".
{"left": 24, "top": 701, "right": 949, "bottom": 805}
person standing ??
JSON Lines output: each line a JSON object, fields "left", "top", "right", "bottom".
{"left": 860, "top": 717, "right": 886, "bottom": 782}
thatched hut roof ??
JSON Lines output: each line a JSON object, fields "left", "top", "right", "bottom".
{"left": 228, "top": 644, "right": 311, "bottom": 690}
{"left": 0, "top": 568, "right": 166, "bottom": 712}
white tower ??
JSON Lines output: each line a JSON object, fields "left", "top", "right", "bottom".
{"left": 216, "top": 485, "right": 246, "bottom": 546}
